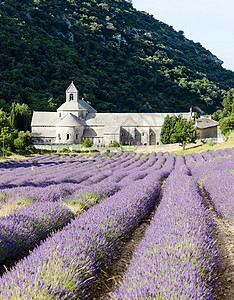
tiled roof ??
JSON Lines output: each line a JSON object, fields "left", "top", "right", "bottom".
{"left": 104, "top": 126, "right": 120, "bottom": 135}
{"left": 31, "top": 112, "right": 57, "bottom": 126}
{"left": 83, "top": 127, "right": 104, "bottom": 137}
{"left": 196, "top": 117, "right": 219, "bottom": 129}
{"left": 57, "top": 99, "right": 97, "bottom": 113}
{"left": 86, "top": 112, "right": 192, "bottom": 127}
{"left": 56, "top": 113, "right": 86, "bottom": 127}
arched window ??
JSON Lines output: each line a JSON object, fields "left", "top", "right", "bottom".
{"left": 67, "top": 134, "right": 70, "bottom": 140}
{"left": 69, "top": 94, "right": 73, "bottom": 101}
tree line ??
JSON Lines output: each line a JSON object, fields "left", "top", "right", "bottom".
{"left": 1, "top": 0, "right": 234, "bottom": 116}
{"left": 212, "top": 88, "right": 234, "bottom": 135}
{"left": 0, "top": 103, "right": 33, "bottom": 155}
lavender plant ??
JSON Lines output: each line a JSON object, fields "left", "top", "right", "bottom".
{"left": 203, "top": 170, "right": 234, "bottom": 224}
{"left": 0, "top": 171, "right": 163, "bottom": 299}
{"left": 0, "top": 202, "right": 75, "bottom": 265}
{"left": 110, "top": 171, "right": 220, "bottom": 300}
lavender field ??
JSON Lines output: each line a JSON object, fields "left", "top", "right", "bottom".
{"left": 0, "top": 149, "right": 233, "bottom": 299}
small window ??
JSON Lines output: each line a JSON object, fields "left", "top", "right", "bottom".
{"left": 67, "top": 134, "right": 70, "bottom": 140}
{"left": 69, "top": 94, "right": 73, "bottom": 101}
{"left": 76, "top": 134, "right": 78, "bottom": 140}
{"left": 59, "top": 112, "right": 61, "bottom": 118}
{"left": 58, "top": 134, "right": 61, "bottom": 141}
{"left": 142, "top": 132, "right": 145, "bottom": 136}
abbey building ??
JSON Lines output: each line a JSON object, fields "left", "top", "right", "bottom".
{"left": 31, "top": 82, "right": 193, "bottom": 146}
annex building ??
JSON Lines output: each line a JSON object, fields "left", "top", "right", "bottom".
{"left": 31, "top": 82, "right": 195, "bottom": 146}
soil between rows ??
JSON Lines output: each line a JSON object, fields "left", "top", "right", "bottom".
{"left": 201, "top": 190, "right": 234, "bottom": 300}
{"left": 91, "top": 180, "right": 166, "bottom": 300}
{"left": 91, "top": 179, "right": 234, "bottom": 300}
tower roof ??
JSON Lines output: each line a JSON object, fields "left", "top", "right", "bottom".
{"left": 56, "top": 113, "right": 86, "bottom": 127}
{"left": 57, "top": 99, "right": 97, "bottom": 112}
{"left": 57, "top": 82, "right": 97, "bottom": 113}
{"left": 66, "top": 81, "right": 78, "bottom": 93}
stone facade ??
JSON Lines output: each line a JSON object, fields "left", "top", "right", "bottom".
{"left": 195, "top": 117, "right": 219, "bottom": 140}
{"left": 31, "top": 82, "right": 194, "bottom": 146}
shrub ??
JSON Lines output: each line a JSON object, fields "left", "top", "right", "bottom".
{"left": 219, "top": 113, "right": 234, "bottom": 136}
{"left": 82, "top": 138, "right": 92, "bottom": 147}
{"left": 108, "top": 140, "right": 120, "bottom": 147}
{"left": 203, "top": 138, "right": 216, "bottom": 147}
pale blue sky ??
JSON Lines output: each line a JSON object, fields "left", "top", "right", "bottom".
{"left": 133, "top": 0, "right": 234, "bottom": 72}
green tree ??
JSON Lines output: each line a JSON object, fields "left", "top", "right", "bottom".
{"left": 47, "top": 97, "right": 57, "bottom": 111}
{"left": 212, "top": 109, "right": 224, "bottom": 121}
{"left": 14, "top": 131, "right": 35, "bottom": 154}
{"left": 170, "top": 116, "right": 197, "bottom": 150}
{"left": 219, "top": 114, "right": 234, "bottom": 136}
{"left": 160, "top": 114, "right": 196, "bottom": 149}
{"left": 222, "top": 88, "right": 234, "bottom": 116}
{"left": 0, "top": 109, "right": 17, "bottom": 152}
{"left": 10, "top": 102, "right": 32, "bottom": 131}
{"left": 82, "top": 138, "right": 92, "bottom": 147}
{"left": 160, "top": 115, "right": 179, "bottom": 144}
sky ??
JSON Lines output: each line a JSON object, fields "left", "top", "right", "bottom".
{"left": 132, "top": 0, "right": 234, "bottom": 72}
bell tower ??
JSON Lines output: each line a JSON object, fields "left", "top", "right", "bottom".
{"left": 66, "top": 81, "right": 79, "bottom": 103}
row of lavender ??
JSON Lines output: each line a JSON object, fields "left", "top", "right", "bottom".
{"left": 110, "top": 170, "right": 220, "bottom": 299}
{"left": 186, "top": 148, "right": 234, "bottom": 225}
{"left": 0, "top": 157, "right": 175, "bottom": 299}
{"left": 0, "top": 147, "right": 233, "bottom": 298}
{"left": 0, "top": 152, "right": 164, "bottom": 272}
{"left": 0, "top": 203, "right": 74, "bottom": 265}
{"left": 0, "top": 153, "right": 166, "bottom": 215}
{"left": 108, "top": 148, "right": 233, "bottom": 298}
{"left": 0, "top": 152, "right": 160, "bottom": 206}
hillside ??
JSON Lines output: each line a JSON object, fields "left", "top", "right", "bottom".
{"left": 1, "top": 0, "right": 234, "bottom": 114}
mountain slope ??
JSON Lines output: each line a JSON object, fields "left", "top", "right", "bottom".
{"left": 0, "top": 0, "right": 234, "bottom": 113}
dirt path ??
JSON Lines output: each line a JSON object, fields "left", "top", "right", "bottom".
{"left": 90, "top": 180, "right": 166, "bottom": 300}
{"left": 202, "top": 190, "right": 234, "bottom": 300}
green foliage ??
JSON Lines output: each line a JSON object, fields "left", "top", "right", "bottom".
{"left": 160, "top": 115, "right": 178, "bottom": 144}
{"left": 82, "top": 138, "right": 92, "bottom": 147}
{"left": 0, "top": 0, "right": 234, "bottom": 115}
{"left": 0, "top": 108, "right": 34, "bottom": 154}
{"left": 61, "top": 148, "right": 70, "bottom": 153}
{"left": 203, "top": 138, "right": 217, "bottom": 147}
{"left": 14, "top": 131, "right": 35, "bottom": 153}
{"left": 10, "top": 102, "right": 31, "bottom": 131}
{"left": 212, "top": 109, "right": 224, "bottom": 121}
{"left": 160, "top": 115, "right": 196, "bottom": 149}
{"left": 108, "top": 140, "right": 120, "bottom": 147}
{"left": 219, "top": 114, "right": 234, "bottom": 136}
{"left": 65, "top": 198, "right": 90, "bottom": 210}
{"left": 0, "top": 109, "right": 17, "bottom": 152}
{"left": 16, "top": 197, "right": 33, "bottom": 206}
{"left": 222, "top": 88, "right": 234, "bottom": 116}
{"left": 0, "top": 126, "right": 17, "bottom": 152}
{"left": 212, "top": 88, "right": 234, "bottom": 130}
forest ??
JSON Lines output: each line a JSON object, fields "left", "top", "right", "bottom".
{"left": 1, "top": 0, "right": 234, "bottom": 115}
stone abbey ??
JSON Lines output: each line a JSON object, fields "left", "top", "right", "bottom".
{"left": 31, "top": 82, "right": 196, "bottom": 146}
